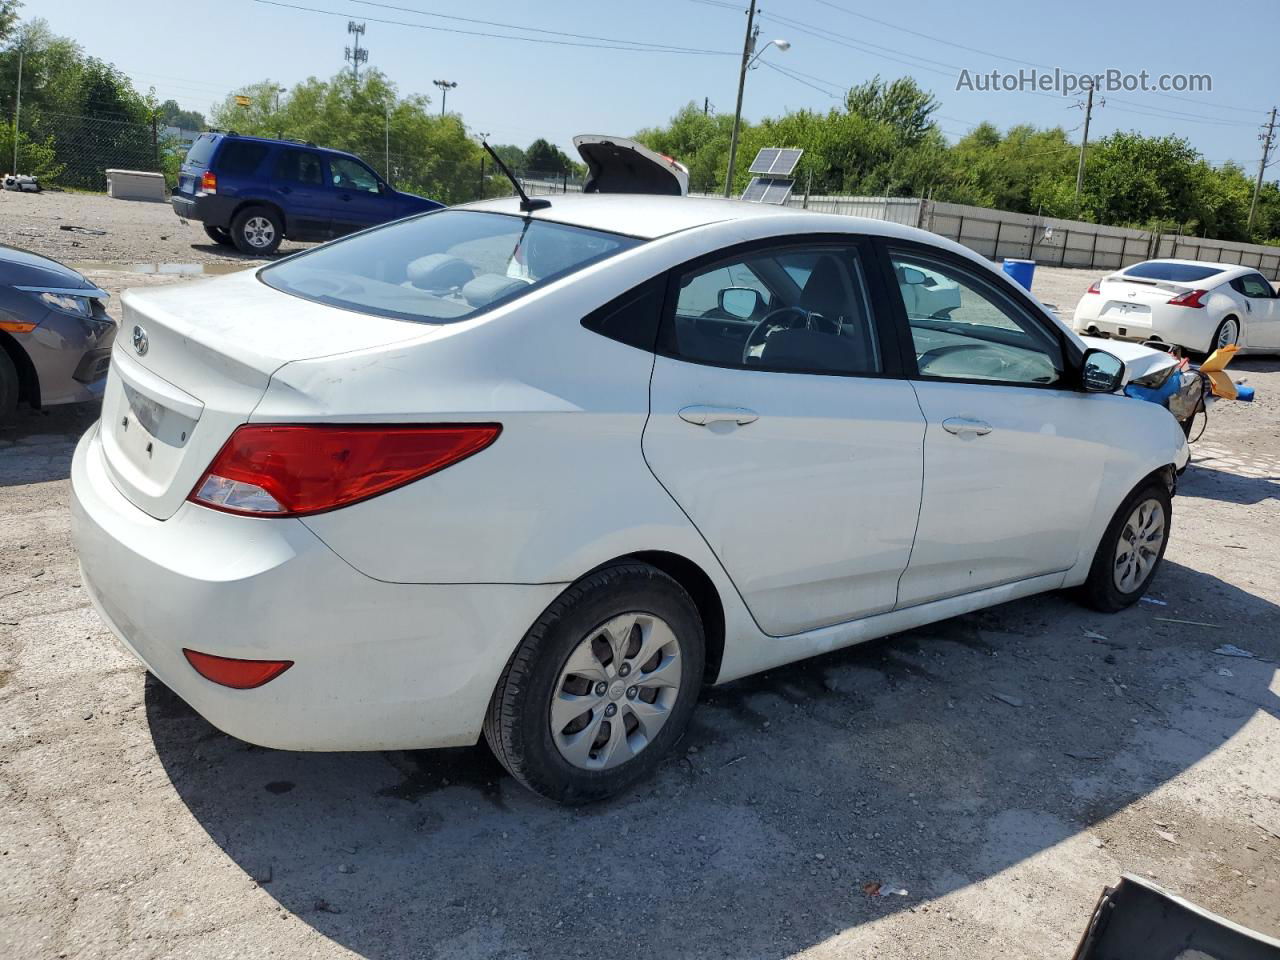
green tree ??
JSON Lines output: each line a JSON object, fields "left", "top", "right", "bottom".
{"left": 159, "top": 99, "right": 205, "bottom": 131}
{"left": 844, "top": 75, "right": 939, "bottom": 146}
{"left": 523, "top": 137, "right": 574, "bottom": 176}
{"left": 0, "top": 0, "right": 20, "bottom": 44}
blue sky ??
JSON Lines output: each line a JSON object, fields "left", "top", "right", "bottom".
{"left": 32, "top": 0, "right": 1280, "bottom": 172}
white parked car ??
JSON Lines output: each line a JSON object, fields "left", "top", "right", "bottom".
{"left": 71, "top": 195, "right": 1189, "bottom": 803}
{"left": 1072, "top": 259, "right": 1280, "bottom": 355}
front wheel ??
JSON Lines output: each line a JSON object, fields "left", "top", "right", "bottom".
{"left": 483, "top": 563, "right": 705, "bottom": 804}
{"left": 1079, "top": 480, "right": 1172, "bottom": 612}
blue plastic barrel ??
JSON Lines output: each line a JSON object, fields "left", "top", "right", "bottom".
{"left": 1002, "top": 258, "right": 1036, "bottom": 291}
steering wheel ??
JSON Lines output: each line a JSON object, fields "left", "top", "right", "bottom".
{"left": 742, "top": 306, "right": 835, "bottom": 363}
{"left": 916, "top": 342, "right": 988, "bottom": 372}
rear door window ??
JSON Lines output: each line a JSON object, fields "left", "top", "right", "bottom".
{"left": 274, "top": 149, "right": 324, "bottom": 185}
{"left": 216, "top": 140, "right": 269, "bottom": 177}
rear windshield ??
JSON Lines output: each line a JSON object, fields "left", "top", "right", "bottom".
{"left": 1123, "top": 262, "right": 1223, "bottom": 282}
{"left": 185, "top": 134, "right": 219, "bottom": 167}
{"left": 261, "top": 210, "right": 642, "bottom": 323}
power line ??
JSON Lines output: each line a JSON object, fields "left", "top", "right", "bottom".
{"left": 254, "top": 0, "right": 735, "bottom": 54}
{"left": 352, "top": 0, "right": 736, "bottom": 53}
{"left": 760, "top": 60, "right": 841, "bottom": 99}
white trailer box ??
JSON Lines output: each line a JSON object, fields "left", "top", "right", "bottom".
{"left": 105, "top": 169, "right": 166, "bottom": 202}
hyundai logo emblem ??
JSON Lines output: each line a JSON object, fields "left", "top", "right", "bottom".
{"left": 132, "top": 325, "right": 149, "bottom": 356}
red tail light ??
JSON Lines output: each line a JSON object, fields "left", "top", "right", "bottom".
{"left": 189, "top": 423, "right": 501, "bottom": 517}
{"left": 1167, "top": 288, "right": 1208, "bottom": 308}
{"left": 1086, "top": 280, "right": 1102, "bottom": 295}
{"left": 200, "top": 170, "right": 217, "bottom": 194}
{"left": 183, "top": 649, "right": 293, "bottom": 689}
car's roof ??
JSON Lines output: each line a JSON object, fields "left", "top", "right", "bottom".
{"left": 458, "top": 194, "right": 802, "bottom": 240}
{"left": 209, "top": 132, "right": 363, "bottom": 161}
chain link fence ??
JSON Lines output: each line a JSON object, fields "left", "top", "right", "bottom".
{"left": 17, "top": 113, "right": 160, "bottom": 191}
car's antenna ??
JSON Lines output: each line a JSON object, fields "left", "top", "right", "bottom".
{"left": 481, "top": 140, "right": 550, "bottom": 213}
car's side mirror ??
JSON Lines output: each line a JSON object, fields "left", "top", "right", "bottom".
{"left": 719, "top": 287, "right": 764, "bottom": 320}
{"left": 900, "top": 266, "right": 927, "bottom": 286}
{"left": 1082, "top": 348, "right": 1126, "bottom": 393}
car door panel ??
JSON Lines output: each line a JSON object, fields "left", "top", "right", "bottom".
{"left": 270, "top": 149, "right": 332, "bottom": 240}
{"left": 1234, "top": 273, "right": 1280, "bottom": 349}
{"left": 642, "top": 239, "right": 925, "bottom": 637}
{"left": 326, "top": 156, "right": 396, "bottom": 235}
{"left": 880, "top": 243, "right": 1106, "bottom": 606}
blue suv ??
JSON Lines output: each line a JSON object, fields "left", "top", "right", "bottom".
{"left": 171, "top": 133, "right": 443, "bottom": 255}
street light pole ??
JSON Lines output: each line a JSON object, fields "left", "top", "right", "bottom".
{"left": 723, "top": 0, "right": 758, "bottom": 198}
{"left": 723, "top": 6, "right": 788, "bottom": 198}
{"left": 433, "top": 79, "right": 457, "bottom": 117}
{"left": 11, "top": 44, "right": 23, "bottom": 176}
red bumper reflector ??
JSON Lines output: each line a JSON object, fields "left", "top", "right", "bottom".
{"left": 183, "top": 648, "right": 294, "bottom": 689}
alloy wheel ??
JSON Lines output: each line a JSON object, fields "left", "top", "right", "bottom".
{"left": 1217, "top": 318, "right": 1239, "bottom": 349}
{"left": 1113, "top": 497, "right": 1165, "bottom": 593}
{"left": 243, "top": 216, "right": 276, "bottom": 249}
{"left": 551, "top": 612, "right": 683, "bottom": 771}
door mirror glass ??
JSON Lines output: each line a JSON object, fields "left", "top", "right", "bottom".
{"left": 900, "top": 266, "right": 928, "bottom": 286}
{"left": 719, "top": 286, "right": 764, "bottom": 320}
{"left": 1082, "top": 348, "right": 1125, "bottom": 393}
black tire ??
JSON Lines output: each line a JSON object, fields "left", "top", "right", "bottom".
{"left": 0, "top": 347, "right": 18, "bottom": 423}
{"left": 484, "top": 562, "right": 705, "bottom": 804}
{"left": 1079, "top": 479, "right": 1172, "bottom": 612}
{"left": 1208, "top": 315, "right": 1241, "bottom": 355}
{"left": 203, "top": 224, "right": 235, "bottom": 247}
{"left": 230, "top": 206, "right": 283, "bottom": 256}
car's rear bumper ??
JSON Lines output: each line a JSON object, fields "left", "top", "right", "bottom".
{"left": 170, "top": 193, "right": 237, "bottom": 228}
{"left": 1073, "top": 302, "right": 1215, "bottom": 353}
{"left": 70, "top": 423, "right": 562, "bottom": 751}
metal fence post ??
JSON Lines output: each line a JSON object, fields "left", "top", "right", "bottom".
{"left": 151, "top": 115, "right": 158, "bottom": 169}
{"left": 1089, "top": 230, "right": 1099, "bottom": 270}
{"left": 993, "top": 220, "right": 1003, "bottom": 259}
{"left": 1059, "top": 229, "right": 1070, "bottom": 267}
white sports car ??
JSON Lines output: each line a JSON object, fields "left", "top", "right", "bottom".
{"left": 71, "top": 194, "right": 1189, "bottom": 803}
{"left": 1071, "top": 259, "right": 1280, "bottom": 355}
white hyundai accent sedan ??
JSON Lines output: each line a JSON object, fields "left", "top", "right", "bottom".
{"left": 71, "top": 195, "right": 1190, "bottom": 803}
{"left": 1071, "top": 258, "right": 1280, "bottom": 355}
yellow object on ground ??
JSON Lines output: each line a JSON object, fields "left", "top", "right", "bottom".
{"left": 1199, "top": 344, "right": 1239, "bottom": 400}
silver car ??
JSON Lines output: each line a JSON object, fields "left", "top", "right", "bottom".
{"left": 0, "top": 245, "right": 115, "bottom": 420}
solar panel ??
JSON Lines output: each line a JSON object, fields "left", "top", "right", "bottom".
{"left": 741, "top": 177, "right": 794, "bottom": 205}
{"left": 748, "top": 147, "right": 803, "bottom": 176}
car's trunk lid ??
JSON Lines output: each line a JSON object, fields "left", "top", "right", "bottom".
{"left": 100, "top": 268, "right": 428, "bottom": 520}
{"left": 574, "top": 135, "right": 690, "bottom": 196}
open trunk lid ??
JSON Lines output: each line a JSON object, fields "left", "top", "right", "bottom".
{"left": 100, "top": 268, "right": 427, "bottom": 520}
{"left": 574, "top": 135, "right": 689, "bottom": 196}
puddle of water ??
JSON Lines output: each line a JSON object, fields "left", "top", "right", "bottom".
{"left": 69, "top": 261, "right": 254, "bottom": 277}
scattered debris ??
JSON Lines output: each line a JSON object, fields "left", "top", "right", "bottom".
{"left": 1066, "top": 752, "right": 1104, "bottom": 760}
{"left": 337, "top": 863, "right": 355, "bottom": 874}
{"left": 1156, "top": 830, "right": 1179, "bottom": 845}
{"left": 1083, "top": 629, "right": 1109, "bottom": 641}
{"left": 1217, "top": 667, "right": 1234, "bottom": 678}
{"left": 250, "top": 864, "right": 272, "bottom": 884}
{"left": 313, "top": 899, "right": 342, "bottom": 914}
{"left": 1103, "top": 654, "right": 1117, "bottom": 665}
{"left": 1140, "top": 597, "right": 1168, "bottom": 606}
{"left": 723, "top": 755, "right": 746, "bottom": 767}
{"left": 991, "top": 692, "right": 1024, "bottom": 708}
{"left": 2, "top": 174, "right": 41, "bottom": 192}
{"left": 861, "top": 881, "right": 909, "bottom": 897}
{"left": 1213, "top": 644, "right": 1255, "bottom": 658}
{"left": 58, "top": 224, "right": 107, "bottom": 236}
{"left": 1154, "top": 617, "right": 1221, "bottom": 629}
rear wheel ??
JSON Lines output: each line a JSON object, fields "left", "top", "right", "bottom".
{"left": 1079, "top": 480, "right": 1172, "bottom": 612}
{"left": 230, "top": 206, "right": 283, "bottom": 256}
{"left": 484, "top": 563, "right": 705, "bottom": 804}
{"left": 203, "top": 224, "right": 234, "bottom": 247}
{"left": 1211, "top": 315, "right": 1240, "bottom": 353}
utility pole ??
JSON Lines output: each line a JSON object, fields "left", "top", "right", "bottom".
{"left": 344, "top": 21, "right": 368, "bottom": 86}
{"left": 433, "top": 80, "right": 457, "bottom": 116}
{"left": 1074, "top": 81, "right": 1096, "bottom": 204}
{"left": 703, "top": 96, "right": 710, "bottom": 116}
{"left": 384, "top": 101, "right": 391, "bottom": 184}
{"left": 724, "top": 0, "right": 758, "bottom": 197}
{"left": 1247, "top": 106, "right": 1277, "bottom": 234}
{"left": 11, "top": 44, "right": 23, "bottom": 176}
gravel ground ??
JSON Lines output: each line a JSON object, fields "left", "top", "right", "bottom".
{"left": 1, "top": 192, "right": 1278, "bottom": 960}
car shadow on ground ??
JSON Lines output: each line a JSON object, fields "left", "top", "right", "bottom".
{"left": 1181, "top": 464, "right": 1278, "bottom": 505}
{"left": 146, "top": 559, "right": 1279, "bottom": 959}
{"left": 0, "top": 403, "right": 96, "bottom": 487}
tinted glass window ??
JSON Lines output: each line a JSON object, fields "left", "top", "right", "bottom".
{"left": 185, "top": 134, "right": 219, "bottom": 166}
{"left": 274, "top": 149, "right": 324, "bottom": 185}
{"left": 582, "top": 278, "right": 664, "bottom": 351}
{"left": 1124, "top": 261, "right": 1223, "bottom": 283}
{"left": 1236, "top": 273, "right": 1274, "bottom": 298}
{"left": 216, "top": 141, "right": 269, "bottom": 176}
{"left": 890, "top": 250, "right": 1063, "bottom": 386}
{"left": 329, "top": 156, "right": 380, "bottom": 193}
{"left": 667, "top": 244, "right": 882, "bottom": 375}
{"left": 262, "top": 210, "right": 641, "bottom": 324}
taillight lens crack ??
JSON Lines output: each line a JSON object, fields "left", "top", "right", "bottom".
{"left": 189, "top": 423, "right": 501, "bottom": 517}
